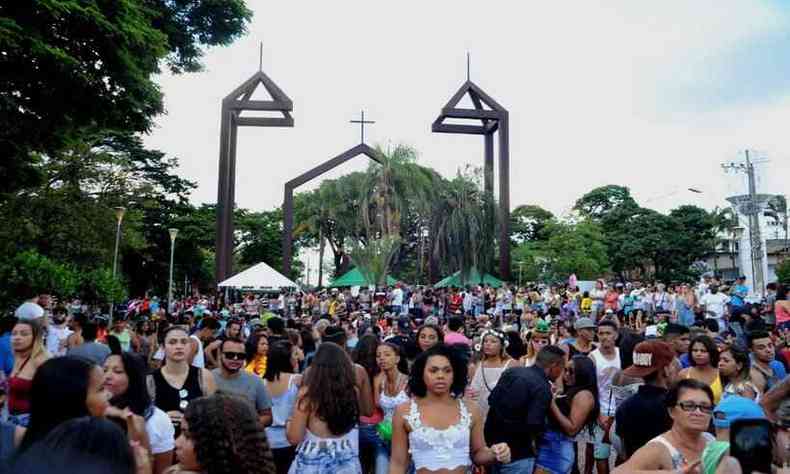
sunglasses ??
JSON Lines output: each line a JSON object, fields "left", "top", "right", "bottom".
{"left": 676, "top": 401, "right": 713, "bottom": 414}
{"left": 223, "top": 352, "right": 246, "bottom": 361}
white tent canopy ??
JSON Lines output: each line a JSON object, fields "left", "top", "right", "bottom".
{"left": 217, "top": 262, "right": 299, "bottom": 291}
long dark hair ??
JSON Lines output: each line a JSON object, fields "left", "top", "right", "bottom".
{"left": 184, "top": 393, "right": 276, "bottom": 474}
{"left": 11, "top": 417, "right": 136, "bottom": 474}
{"left": 264, "top": 340, "right": 294, "bottom": 382}
{"left": 378, "top": 341, "right": 410, "bottom": 375}
{"left": 20, "top": 356, "right": 97, "bottom": 452}
{"left": 719, "top": 344, "right": 751, "bottom": 386}
{"left": 688, "top": 335, "right": 720, "bottom": 367}
{"left": 300, "top": 342, "right": 358, "bottom": 436}
{"left": 352, "top": 334, "right": 380, "bottom": 385}
{"left": 565, "top": 355, "right": 599, "bottom": 434}
{"left": 246, "top": 333, "right": 268, "bottom": 364}
{"left": 106, "top": 336, "right": 152, "bottom": 418}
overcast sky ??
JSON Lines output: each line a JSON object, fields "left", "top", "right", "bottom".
{"left": 145, "top": 0, "right": 790, "bottom": 223}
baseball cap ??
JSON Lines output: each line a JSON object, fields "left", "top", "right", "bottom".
{"left": 713, "top": 395, "right": 765, "bottom": 429}
{"left": 15, "top": 302, "right": 44, "bottom": 320}
{"left": 623, "top": 341, "right": 675, "bottom": 378}
{"left": 574, "top": 317, "right": 596, "bottom": 330}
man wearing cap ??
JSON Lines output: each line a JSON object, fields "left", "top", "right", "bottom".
{"left": 564, "top": 317, "right": 596, "bottom": 358}
{"left": 614, "top": 341, "right": 679, "bottom": 459}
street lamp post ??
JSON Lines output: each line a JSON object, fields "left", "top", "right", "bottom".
{"left": 168, "top": 228, "right": 179, "bottom": 315}
{"left": 110, "top": 206, "right": 126, "bottom": 325}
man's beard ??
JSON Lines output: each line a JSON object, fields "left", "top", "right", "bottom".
{"left": 223, "top": 362, "right": 241, "bottom": 373}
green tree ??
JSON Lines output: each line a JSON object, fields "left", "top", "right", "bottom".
{"left": 1, "top": 0, "right": 252, "bottom": 196}
{"left": 574, "top": 185, "right": 638, "bottom": 221}
{"left": 0, "top": 250, "right": 80, "bottom": 309}
{"left": 515, "top": 220, "right": 609, "bottom": 282}
{"left": 510, "top": 204, "right": 555, "bottom": 244}
{"left": 776, "top": 259, "right": 790, "bottom": 284}
{"left": 349, "top": 236, "right": 401, "bottom": 286}
{"left": 429, "top": 167, "right": 497, "bottom": 282}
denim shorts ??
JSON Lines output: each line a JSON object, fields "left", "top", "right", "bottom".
{"left": 288, "top": 435, "right": 362, "bottom": 474}
{"left": 536, "top": 430, "right": 575, "bottom": 474}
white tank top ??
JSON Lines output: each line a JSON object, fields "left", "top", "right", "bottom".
{"left": 590, "top": 347, "right": 620, "bottom": 416}
{"left": 190, "top": 334, "right": 205, "bottom": 368}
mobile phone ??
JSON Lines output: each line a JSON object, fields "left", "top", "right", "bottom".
{"left": 729, "top": 418, "right": 772, "bottom": 474}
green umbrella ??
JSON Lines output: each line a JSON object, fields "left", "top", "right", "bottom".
{"left": 434, "top": 267, "right": 503, "bottom": 288}
{"left": 328, "top": 267, "right": 398, "bottom": 288}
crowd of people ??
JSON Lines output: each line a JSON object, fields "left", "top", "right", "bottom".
{"left": 0, "top": 274, "right": 787, "bottom": 473}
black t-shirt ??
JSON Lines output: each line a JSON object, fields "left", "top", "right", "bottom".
{"left": 484, "top": 365, "right": 552, "bottom": 461}
{"left": 615, "top": 384, "right": 671, "bottom": 458}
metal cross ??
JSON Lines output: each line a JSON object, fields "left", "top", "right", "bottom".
{"left": 349, "top": 110, "right": 375, "bottom": 144}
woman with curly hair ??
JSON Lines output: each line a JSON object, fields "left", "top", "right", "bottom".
{"left": 389, "top": 344, "right": 511, "bottom": 474}
{"left": 286, "top": 342, "right": 361, "bottom": 473}
{"left": 165, "top": 392, "right": 275, "bottom": 474}
{"left": 415, "top": 324, "right": 444, "bottom": 355}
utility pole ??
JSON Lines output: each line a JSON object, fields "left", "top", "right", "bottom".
{"left": 722, "top": 150, "right": 766, "bottom": 299}
{"left": 317, "top": 223, "right": 325, "bottom": 288}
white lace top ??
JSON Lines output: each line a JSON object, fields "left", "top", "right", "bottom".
{"left": 405, "top": 399, "right": 471, "bottom": 471}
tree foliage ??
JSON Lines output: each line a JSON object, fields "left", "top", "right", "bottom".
{"left": 776, "top": 259, "right": 790, "bottom": 285}
{"left": 574, "top": 185, "right": 719, "bottom": 282}
{"left": 514, "top": 220, "right": 609, "bottom": 282}
{"left": 510, "top": 204, "right": 555, "bottom": 244}
{"left": 0, "top": 0, "right": 252, "bottom": 197}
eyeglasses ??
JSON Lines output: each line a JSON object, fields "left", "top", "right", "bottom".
{"left": 676, "top": 401, "right": 713, "bottom": 414}
{"left": 222, "top": 352, "right": 246, "bottom": 360}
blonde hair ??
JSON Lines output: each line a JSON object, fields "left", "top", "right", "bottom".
{"left": 15, "top": 319, "right": 50, "bottom": 361}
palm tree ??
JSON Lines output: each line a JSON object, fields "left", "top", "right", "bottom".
{"left": 429, "top": 167, "right": 497, "bottom": 284}
{"left": 359, "top": 145, "right": 443, "bottom": 281}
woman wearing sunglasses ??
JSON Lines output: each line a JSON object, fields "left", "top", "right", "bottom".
{"left": 520, "top": 320, "right": 551, "bottom": 367}
{"left": 613, "top": 379, "right": 716, "bottom": 473}
{"left": 149, "top": 326, "right": 216, "bottom": 438}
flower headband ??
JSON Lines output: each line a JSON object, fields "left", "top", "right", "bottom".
{"left": 475, "top": 328, "right": 509, "bottom": 352}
